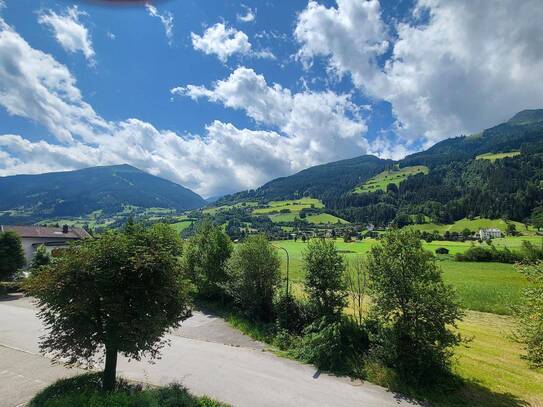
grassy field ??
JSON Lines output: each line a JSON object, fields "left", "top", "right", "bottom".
{"left": 354, "top": 165, "right": 428, "bottom": 193}
{"left": 476, "top": 151, "right": 520, "bottom": 162}
{"left": 202, "top": 201, "right": 259, "bottom": 215}
{"left": 252, "top": 198, "right": 324, "bottom": 215}
{"left": 269, "top": 238, "right": 542, "bottom": 405}
{"left": 272, "top": 238, "right": 530, "bottom": 315}
{"left": 453, "top": 311, "right": 543, "bottom": 406}
{"left": 268, "top": 212, "right": 349, "bottom": 224}
{"left": 409, "top": 217, "right": 534, "bottom": 234}
{"left": 171, "top": 220, "right": 193, "bottom": 233}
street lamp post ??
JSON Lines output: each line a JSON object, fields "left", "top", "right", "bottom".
{"left": 273, "top": 244, "right": 290, "bottom": 296}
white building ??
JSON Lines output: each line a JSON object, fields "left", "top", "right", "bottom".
{"left": 478, "top": 228, "right": 502, "bottom": 240}
{"left": 0, "top": 225, "right": 91, "bottom": 267}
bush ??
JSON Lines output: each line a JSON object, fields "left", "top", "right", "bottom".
{"left": 435, "top": 247, "right": 449, "bottom": 255}
{"left": 513, "top": 261, "right": 543, "bottom": 367}
{"left": 293, "top": 316, "right": 369, "bottom": 375}
{"left": 274, "top": 292, "right": 314, "bottom": 334}
{"left": 455, "top": 245, "right": 522, "bottom": 263}
{"left": 30, "top": 373, "right": 228, "bottom": 407}
{"left": 0, "top": 281, "right": 23, "bottom": 293}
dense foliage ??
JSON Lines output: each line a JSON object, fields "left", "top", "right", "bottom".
{"left": 0, "top": 230, "right": 25, "bottom": 280}
{"left": 513, "top": 261, "right": 543, "bottom": 367}
{"left": 366, "top": 229, "right": 463, "bottom": 383}
{"left": 302, "top": 238, "right": 347, "bottom": 319}
{"left": 225, "top": 235, "right": 281, "bottom": 321}
{"left": 25, "top": 223, "right": 192, "bottom": 391}
{"left": 182, "top": 219, "right": 233, "bottom": 300}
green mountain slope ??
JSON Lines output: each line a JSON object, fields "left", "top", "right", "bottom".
{"left": 219, "top": 155, "right": 393, "bottom": 204}
{"left": 216, "top": 109, "right": 543, "bottom": 226}
{"left": 0, "top": 164, "right": 205, "bottom": 224}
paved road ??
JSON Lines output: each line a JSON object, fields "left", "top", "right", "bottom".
{"left": 0, "top": 295, "right": 418, "bottom": 407}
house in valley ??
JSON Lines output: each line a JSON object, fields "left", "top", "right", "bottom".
{"left": 478, "top": 228, "right": 502, "bottom": 240}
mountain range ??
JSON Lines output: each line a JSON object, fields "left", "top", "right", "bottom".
{"left": 1, "top": 109, "right": 543, "bottom": 226}
{"left": 218, "top": 109, "right": 543, "bottom": 205}
{"left": 0, "top": 164, "right": 205, "bottom": 224}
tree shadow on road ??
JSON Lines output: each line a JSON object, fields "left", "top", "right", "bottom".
{"left": 388, "top": 378, "right": 529, "bottom": 407}
{"left": 0, "top": 293, "right": 25, "bottom": 302}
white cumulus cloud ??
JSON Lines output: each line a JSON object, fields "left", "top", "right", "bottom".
{"left": 38, "top": 6, "right": 95, "bottom": 64}
{"left": 0, "top": 19, "right": 368, "bottom": 197}
{"left": 191, "top": 23, "right": 252, "bottom": 62}
{"left": 295, "top": 0, "right": 543, "bottom": 143}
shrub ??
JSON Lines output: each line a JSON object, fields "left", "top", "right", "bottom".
{"left": 435, "top": 247, "right": 449, "bottom": 255}
{"left": 0, "top": 281, "right": 23, "bottom": 293}
{"left": 293, "top": 316, "right": 369, "bottom": 375}
{"left": 455, "top": 245, "right": 522, "bottom": 263}
{"left": 513, "top": 261, "right": 543, "bottom": 367}
{"left": 274, "top": 292, "right": 314, "bottom": 334}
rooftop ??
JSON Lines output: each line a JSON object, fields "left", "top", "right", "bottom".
{"left": 0, "top": 225, "right": 91, "bottom": 239}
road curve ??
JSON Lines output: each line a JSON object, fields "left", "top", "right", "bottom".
{"left": 0, "top": 296, "right": 419, "bottom": 407}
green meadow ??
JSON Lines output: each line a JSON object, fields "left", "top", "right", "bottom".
{"left": 409, "top": 217, "right": 534, "bottom": 234}
{"left": 249, "top": 198, "right": 349, "bottom": 224}
{"left": 271, "top": 238, "right": 531, "bottom": 315}
{"left": 476, "top": 151, "right": 520, "bottom": 162}
{"left": 354, "top": 165, "right": 428, "bottom": 193}
{"left": 270, "top": 237, "right": 542, "bottom": 405}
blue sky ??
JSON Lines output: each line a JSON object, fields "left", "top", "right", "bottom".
{"left": 1, "top": 0, "right": 542, "bottom": 197}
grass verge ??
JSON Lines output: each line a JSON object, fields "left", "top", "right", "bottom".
{"left": 30, "top": 373, "right": 229, "bottom": 407}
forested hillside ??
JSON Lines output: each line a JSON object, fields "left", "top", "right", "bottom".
{"left": 0, "top": 164, "right": 205, "bottom": 224}
{"left": 218, "top": 109, "right": 543, "bottom": 226}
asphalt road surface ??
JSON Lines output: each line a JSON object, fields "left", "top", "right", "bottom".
{"left": 0, "top": 295, "right": 418, "bottom": 407}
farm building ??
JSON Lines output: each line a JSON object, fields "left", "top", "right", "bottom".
{"left": 0, "top": 225, "right": 91, "bottom": 266}
{"left": 478, "top": 228, "right": 502, "bottom": 240}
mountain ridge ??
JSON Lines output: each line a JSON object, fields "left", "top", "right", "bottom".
{"left": 0, "top": 164, "right": 205, "bottom": 224}
{"left": 217, "top": 109, "right": 543, "bottom": 206}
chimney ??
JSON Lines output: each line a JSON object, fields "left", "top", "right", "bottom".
{"left": 62, "top": 224, "right": 69, "bottom": 234}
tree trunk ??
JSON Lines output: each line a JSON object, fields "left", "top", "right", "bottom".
{"left": 103, "top": 344, "right": 118, "bottom": 392}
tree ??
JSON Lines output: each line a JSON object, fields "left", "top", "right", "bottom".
{"left": 366, "top": 229, "right": 463, "bottom": 383}
{"left": 507, "top": 223, "right": 518, "bottom": 236}
{"left": 224, "top": 235, "right": 280, "bottom": 321}
{"left": 0, "top": 231, "right": 25, "bottom": 280}
{"left": 513, "top": 261, "right": 543, "bottom": 367}
{"left": 25, "top": 224, "right": 191, "bottom": 391}
{"left": 346, "top": 256, "right": 368, "bottom": 326}
{"left": 182, "top": 219, "right": 233, "bottom": 299}
{"left": 30, "top": 244, "right": 51, "bottom": 270}
{"left": 532, "top": 206, "right": 543, "bottom": 230}
{"left": 303, "top": 238, "right": 347, "bottom": 318}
